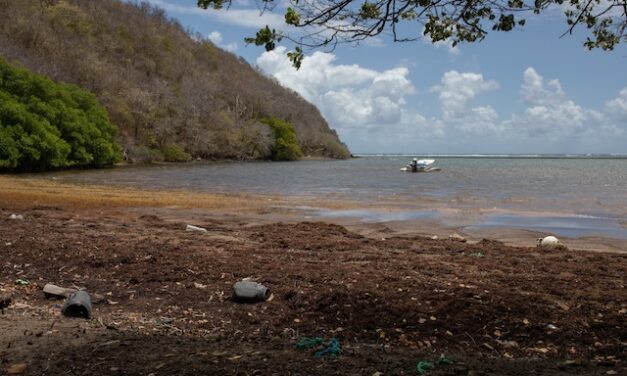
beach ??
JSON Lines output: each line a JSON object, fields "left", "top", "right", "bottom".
{"left": 0, "top": 174, "right": 625, "bottom": 375}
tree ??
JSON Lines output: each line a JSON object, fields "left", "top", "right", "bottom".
{"left": 260, "top": 117, "right": 303, "bottom": 161}
{"left": 198, "top": 0, "right": 627, "bottom": 67}
{"left": 0, "top": 58, "right": 122, "bottom": 171}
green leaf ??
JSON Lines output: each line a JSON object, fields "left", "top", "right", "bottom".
{"left": 285, "top": 7, "right": 301, "bottom": 26}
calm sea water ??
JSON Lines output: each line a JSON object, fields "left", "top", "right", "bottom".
{"left": 37, "top": 155, "right": 627, "bottom": 238}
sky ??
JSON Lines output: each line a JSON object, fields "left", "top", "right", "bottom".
{"left": 143, "top": 0, "right": 627, "bottom": 154}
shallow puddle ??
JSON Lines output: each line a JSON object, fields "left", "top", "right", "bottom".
{"left": 313, "top": 209, "right": 439, "bottom": 222}
{"left": 472, "top": 214, "right": 627, "bottom": 239}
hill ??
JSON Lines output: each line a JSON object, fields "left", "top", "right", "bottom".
{"left": 0, "top": 0, "right": 350, "bottom": 163}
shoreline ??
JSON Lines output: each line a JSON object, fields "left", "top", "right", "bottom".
{"left": 1, "top": 176, "right": 625, "bottom": 374}
{"left": 1, "top": 175, "right": 625, "bottom": 253}
{"left": 1, "top": 198, "right": 625, "bottom": 375}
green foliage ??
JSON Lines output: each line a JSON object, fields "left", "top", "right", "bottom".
{"left": 1, "top": 0, "right": 349, "bottom": 162}
{"left": 285, "top": 8, "right": 300, "bottom": 26}
{"left": 261, "top": 117, "right": 303, "bottom": 161}
{"left": 163, "top": 144, "right": 192, "bottom": 162}
{"left": 287, "top": 46, "right": 304, "bottom": 69}
{"left": 244, "top": 25, "right": 281, "bottom": 52}
{"left": 359, "top": 2, "right": 381, "bottom": 20}
{"left": 197, "top": 0, "right": 224, "bottom": 10}
{"left": 203, "top": 0, "right": 625, "bottom": 67}
{"left": 0, "top": 58, "right": 121, "bottom": 171}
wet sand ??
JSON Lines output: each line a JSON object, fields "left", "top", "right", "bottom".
{"left": 0, "top": 176, "right": 626, "bottom": 375}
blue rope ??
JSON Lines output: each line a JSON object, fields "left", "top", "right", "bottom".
{"left": 314, "top": 338, "right": 341, "bottom": 358}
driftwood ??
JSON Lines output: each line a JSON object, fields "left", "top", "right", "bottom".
{"left": 43, "top": 283, "right": 76, "bottom": 299}
{"left": 43, "top": 283, "right": 105, "bottom": 304}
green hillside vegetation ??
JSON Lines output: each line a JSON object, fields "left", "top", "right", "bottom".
{"left": 0, "top": 58, "right": 121, "bottom": 171}
{"left": 0, "top": 0, "right": 350, "bottom": 163}
{"left": 261, "top": 117, "right": 303, "bottom": 161}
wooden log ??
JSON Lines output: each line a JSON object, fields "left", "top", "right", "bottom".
{"left": 43, "top": 283, "right": 76, "bottom": 299}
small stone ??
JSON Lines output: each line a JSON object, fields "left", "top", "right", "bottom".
{"left": 496, "top": 339, "right": 519, "bottom": 349}
{"left": 556, "top": 301, "right": 570, "bottom": 311}
{"left": 532, "top": 347, "right": 550, "bottom": 354}
{"left": 7, "top": 363, "right": 27, "bottom": 374}
{"left": 448, "top": 233, "right": 466, "bottom": 242}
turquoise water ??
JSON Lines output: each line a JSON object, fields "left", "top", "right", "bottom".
{"left": 37, "top": 155, "right": 627, "bottom": 239}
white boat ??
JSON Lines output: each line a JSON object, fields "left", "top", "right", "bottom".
{"left": 400, "top": 159, "right": 441, "bottom": 173}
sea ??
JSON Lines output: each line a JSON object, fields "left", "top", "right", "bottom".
{"left": 38, "top": 154, "right": 627, "bottom": 240}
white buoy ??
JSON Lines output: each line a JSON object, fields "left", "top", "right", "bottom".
{"left": 538, "top": 236, "right": 560, "bottom": 250}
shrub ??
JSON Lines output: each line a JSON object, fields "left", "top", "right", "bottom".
{"left": 0, "top": 58, "right": 122, "bottom": 171}
{"left": 163, "top": 144, "right": 192, "bottom": 162}
{"left": 260, "top": 117, "right": 303, "bottom": 161}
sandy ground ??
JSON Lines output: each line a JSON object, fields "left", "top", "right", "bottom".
{"left": 0, "top": 177, "right": 626, "bottom": 375}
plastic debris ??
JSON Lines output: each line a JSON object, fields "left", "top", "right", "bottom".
{"left": 537, "top": 236, "right": 562, "bottom": 250}
{"left": 14, "top": 279, "right": 29, "bottom": 286}
{"left": 9, "top": 214, "right": 24, "bottom": 220}
{"left": 314, "top": 338, "right": 341, "bottom": 358}
{"left": 416, "top": 361, "right": 434, "bottom": 375}
{"left": 416, "top": 356, "right": 453, "bottom": 375}
{"left": 186, "top": 224, "right": 207, "bottom": 232}
{"left": 296, "top": 337, "right": 324, "bottom": 350}
{"left": 296, "top": 337, "right": 340, "bottom": 358}
{"left": 0, "top": 294, "right": 12, "bottom": 312}
{"left": 232, "top": 281, "right": 270, "bottom": 303}
{"left": 62, "top": 290, "right": 92, "bottom": 319}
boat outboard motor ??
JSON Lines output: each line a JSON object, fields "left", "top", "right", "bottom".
{"left": 411, "top": 158, "right": 418, "bottom": 172}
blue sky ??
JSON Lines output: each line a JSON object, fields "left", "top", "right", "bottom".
{"left": 144, "top": 0, "right": 627, "bottom": 154}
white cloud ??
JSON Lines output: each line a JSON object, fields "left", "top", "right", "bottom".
{"left": 508, "top": 68, "right": 622, "bottom": 140}
{"left": 207, "top": 31, "right": 238, "bottom": 52}
{"left": 521, "top": 67, "right": 566, "bottom": 106}
{"left": 431, "top": 71, "right": 499, "bottom": 120}
{"left": 429, "top": 68, "right": 623, "bottom": 140}
{"left": 145, "top": 0, "right": 286, "bottom": 30}
{"left": 429, "top": 71, "right": 502, "bottom": 136}
{"left": 454, "top": 106, "right": 502, "bottom": 136}
{"left": 256, "top": 48, "right": 622, "bottom": 150}
{"left": 606, "top": 88, "right": 627, "bottom": 122}
{"left": 256, "top": 47, "right": 443, "bottom": 142}
{"left": 207, "top": 31, "right": 223, "bottom": 44}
